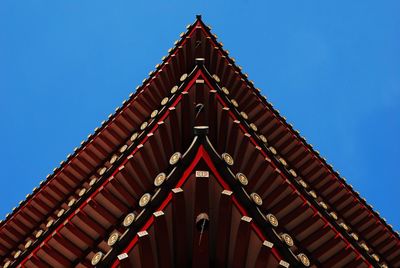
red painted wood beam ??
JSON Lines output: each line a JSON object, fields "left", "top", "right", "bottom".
{"left": 153, "top": 211, "right": 172, "bottom": 268}
{"left": 172, "top": 188, "right": 188, "bottom": 267}
{"left": 232, "top": 216, "right": 252, "bottom": 268}
{"left": 215, "top": 190, "right": 233, "bottom": 267}
{"left": 138, "top": 231, "right": 156, "bottom": 268}
{"left": 53, "top": 233, "right": 82, "bottom": 257}
{"left": 65, "top": 222, "right": 94, "bottom": 246}
{"left": 254, "top": 241, "right": 274, "bottom": 268}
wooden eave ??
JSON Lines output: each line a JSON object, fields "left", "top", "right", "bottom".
{"left": 3, "top": 66, "right": 204, "bottom": 268}
{"left": 103, "top": 133, "right": 302, "bottom": 268}
{"left": 3, "top": 61, "right": 394, "bottom": 268}
{"left": 98, "top": 69, "right": 376, "bottom": 267}
{"left": 0, "top": 18, "right": 202, "bottom": 259}
{"left": 189, "top": 17, "right": 400, "bottom": 265}
{"left": 1, "top": 15, "right": 399, "bottom": 267}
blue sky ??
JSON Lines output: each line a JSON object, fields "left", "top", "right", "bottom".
{"left": 1, "top": 1, "right": 399, "bottom": 231}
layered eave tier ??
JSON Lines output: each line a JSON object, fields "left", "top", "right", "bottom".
{"left": 104, "top": 138, "right": 304, "bottom": 268}
{"left": 0, "top": 68, "right": 388, "bottom": 267}
{"left": 1, "top": 16, "right": 399, "bottom": 267}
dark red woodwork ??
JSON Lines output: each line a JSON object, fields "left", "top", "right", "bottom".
{"left": 0, "top": 15, "right": 399, "bottom": 268}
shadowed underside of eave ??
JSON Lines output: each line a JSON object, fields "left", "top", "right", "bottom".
{"left": 1, "top": 16, "right": 399, "bottom": 268}
{"left": 2, "top": 68, "right": 375, "bottom": 267}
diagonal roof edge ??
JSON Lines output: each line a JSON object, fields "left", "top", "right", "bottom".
{"left": 2, "top": 14, "right": 398, "bottom": 264}
{"left": 194, "top": 17, "right": 400, "bottom": 243}
{"left": 8, "top": 66, "right": 204, "bottom": 267}
{"left": 199, "top": 65, "right": 380, "bottom": 266}
{"left": 0, "top": 16, "right": 205, "bottom": 230}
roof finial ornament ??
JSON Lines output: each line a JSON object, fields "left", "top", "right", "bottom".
{"left": 196, "top": 14, "right": 202, "bottom": 20}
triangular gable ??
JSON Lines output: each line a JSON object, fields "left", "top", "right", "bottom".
{"left": 2, "top": 61, "right": 390, "bottom": 267}
{"left": 1, "top": 16, "right": 399, "bottom": 267}
{"left": 99, "top": 129, "right": 307, "bottom": 268}
{"left": 97, "top": 68, "right": 376, "bottom": 263}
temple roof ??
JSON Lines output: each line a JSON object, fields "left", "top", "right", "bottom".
{"left": 1, "top": 16, "right": 399, "bottom": 267}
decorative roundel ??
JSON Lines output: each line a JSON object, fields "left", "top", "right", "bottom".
{"left": 123, "top": 213, "right": 136, "bottom": 227}
{"left": 57, "top": 209, "right": 65, "bottom": 218}
{"left": 169, "top": 152, "right": 182, "bottom": 165}
{"left": 298, "top": 179, "right": 308, "bottom": 188}
{"left": 222, "top": 87, "right": 229, "bottom": 95}
{"left": 240, "top": 111, "right": 248, "bottom": 120}
{"left": 35, "top": 229, "right": 43, "bottom": 238}
{"left": 259, "top": 134, "right": 268, "bottom": 144}
{"left": 4, "top": 260, "right": 11, "bottom": 268}
{"left": 91, "top": 252, "right": 103, "bottom": 266}
{"left": 278, "top": 158, "right": 287, "bottom": 166}
{"left": 319, "top": 201, "right": 328, "bottom": 210}
{"left": 230, "top": 99, "right": 239, "bottom": 108}
{"left": 212, "top": 74, "right": 220, "bottom": 82}
{"left": 130, "top": 132, "right": 138, "bottom": 142}
{"left": 107, "top": 232, "right": 120, "bottom": 246}
{"left": 170, "top": 85, "right": 179, "bottom": 94}
{"left": 25, "top": 240, "right": 32, "bottom": 249}
{"left": 250, "top": 123, "right": 258, "bottom": 132}
{"left": 89, "top": 177, "right": 98, "bottom": 187}
{"left": 154, "top": 172, "right": 167, "bottom": 187}
{"left": 161, "top": 97, "right": 169, "bottom": 106}
{"left": 360, "top": 243, "right": 369, "bottom": 252}
{"left": 309, "top": 190, "right": 317, "bottom": 199}
{"left": 46, "top": 219, "right": 54, "bottom": 228}
{"left": 140, "top": 121, "right": 148, "bottom": 131}
{"left": 151, "top": 110, "right": 158, "bottom": 118}
{"left": 14, "top": 250, "right": 21, "bottom": 259}
{"left": 371, "top": 254, "right": 380, "bottom": 262}
{"left": 351, "top": 233, "right": 359, "bottom": 241}
{"left": 297, "top": 253, "right": 310, "bottom": 267}
{"left": 281, "top": 233, "right": 294, "bottom": 247}
{"left": 235, "top": 173, "right": 248, "bottom": 186}
{"left": 289, "top": 169, "right": 297, "bottom": 177}
{"left": 340, "top": 222, "right": 349, "bottom": 231}
{"left": 330, "top": 212, "right": 338, "bottom": 220}
{"left": 180, "top": 73, "right": 188, "bottom": 82}
{"left": 78, "top": 188, "right": 86, "bottom": 197}
{"left": 250, "top": 193, "right": 263, "bottom": 206}
{"left": 68, "top": 198, "right": 76, "bottom": 207}
{"left": 139, "top": 193, "right": 151, "bottom": 207}
{"left": 119, "top": 144, "right": 128, "bottom": 153}
{"left": 266, "top": 213, "right": 279, "bottom": 227}
{"left": 268, "top": 146, "right": 277, "bottom": 155}
{"left": 98, "top": 167, "right": 107, "bottom": 176}
{"left": 221, "top": 153, "right": 234, "bottom": 166}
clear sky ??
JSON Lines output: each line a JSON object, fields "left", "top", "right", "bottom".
{"left": 1, "top": 1, "right": 399, "bottom": 231}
